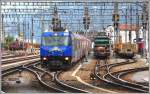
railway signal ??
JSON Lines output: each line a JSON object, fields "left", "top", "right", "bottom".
{"left": 112, "top": 14, "right": 119, "bottom": 22}
{"left": 32, "top": 32, "right": 34, "bottom": 36}
{"left": 112, "top": 14, "right": 120, "bottom": 29}
{"left": 18, "top": 69, "right": 22, "bottom": 77}
{"left": 83, "top": 16, "right": 90, "bottom": 29}
{"left": 90, "top": 73, "right": 96, "bottom": 80}
{"left": 83, "top": 6, "right": 90, "bottom": 30}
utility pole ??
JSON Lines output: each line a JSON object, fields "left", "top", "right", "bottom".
{"left": 136, "top": 3, "right": 139, "bottom": 43}
{"left": 83, "top": 3, "right": 90, "bottom": 62}
{"left": 142, "top": 2, "right": 148, "bottom": 58}
{"left": 1, "top": 14, "right": 4, "bottom": 46}
{"left": 83, "top": 5, "right": 90, "bottom": 38}
{"left": 125, "top": 9, "right": 128, "bottom": 43}
{"left": 28, "top": 21, "right": 30, "bottom": 46}
{"left": 41, "top": 16, "right": 44, "bottom": 33}
{"left": 129, "top": 5, "right": 132, "bottom": 43}
{"left": 113, "top": 2, "right": 119, "bottom": 44}
{"left": 0, "top": 2, "right": 4, "bottom": 60}
{"left": 148, "top": 1, "right": 150, "bottom": 63}
{"left": 17, "top": 17, "right": 20, "bottom": 39}
{"left": 0, "top": 13, "right": 3, "bottom": 52}
{"left": 23, "top": 20, "right": 27, "bottom": 52}
{"left": 113, "top": 2, "right": 119, "bottom": 57}
{"left": 23, "top": 21, "right": 25, "bottom": 51}
{"left": 31, "top": 17, "right": 34, "bottom": 53}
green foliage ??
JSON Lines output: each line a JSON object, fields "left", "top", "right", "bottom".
{"left": 3, "top": 36, "right": 15, "bottom": 49}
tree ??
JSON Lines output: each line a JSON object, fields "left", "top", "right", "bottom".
{"left": 4, "top": 35, "right": 14, "bottom": 50}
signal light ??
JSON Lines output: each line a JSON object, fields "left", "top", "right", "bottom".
{"left": 43, "top": 57, "right": 47, "bottom": 60}
{"left": 32, "top": 32, "right": 34, "bottom": 36}
{"left": 65, "top": 57, "right": 69, "bottom": 61}
{"left": 83, "top": 17, "right": 86, "bottom": 24}
{"left": 112, "top": 14, "right": 119, "bottom": 21}
{"left": 83, "top": 17, "right": 90, "bottom": 25}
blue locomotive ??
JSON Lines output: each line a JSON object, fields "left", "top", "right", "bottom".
{"left": 40, "top": 31, "right": 91, "bottom": 70}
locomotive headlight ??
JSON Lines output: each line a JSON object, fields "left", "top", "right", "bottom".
{"left": 43, "top": 57, "right": 47, "bottom": 60}
{"left": 65, "top": 57, "right": 69, "bottom": 61}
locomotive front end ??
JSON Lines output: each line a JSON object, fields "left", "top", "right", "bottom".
{"left": 40, "top": 32, "right": 72, "bottom": 70}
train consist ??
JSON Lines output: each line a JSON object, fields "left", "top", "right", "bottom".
{"left": 93, "top": 32, "right": 111, "bottom": 59}
{"left": 9, "top": 40, "right": 39, "bottom": 51}
{"left": 40, "top": 30, "right": 91, "bottom": 70}
{"left": 114, "top": 36, "right": 138, "bottom": 58}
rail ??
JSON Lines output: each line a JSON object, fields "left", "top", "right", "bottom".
{"left": 55, "top": 71, "right": 89, "bottom": 93}
{"left": 94, "top": 59, "right": 149, "bottom": 93}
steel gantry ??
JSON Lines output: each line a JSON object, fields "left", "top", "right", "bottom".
{"left": 0, "top": 0, "right": 148, "bottom": 46}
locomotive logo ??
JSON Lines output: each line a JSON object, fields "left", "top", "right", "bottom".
{"left": 51, "top": 46, "right": 61, "bottom": 51}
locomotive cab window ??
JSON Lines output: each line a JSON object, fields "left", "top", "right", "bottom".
{"left": 94, "top": 38, "right": 110, "bottom": 45}
{"left": 42, "top": 36, "right": 71, "bottom": 46}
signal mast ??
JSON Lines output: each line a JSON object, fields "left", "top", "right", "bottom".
{"left": 51, "top": 5, "right": 64, "bottom": 31}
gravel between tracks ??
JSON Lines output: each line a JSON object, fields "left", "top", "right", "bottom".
{"left": 121, "top": 70, "right": 149, "bottom": 85}
{"left": 2, "top": 70, "right": 54, "bottom": 93}
{"left": 75, "top": 58, "right": 148, "bottom": 93}
{"left": 59, "top": 59, "right": 111, "bottom": 93}
{"left": 110, "top": 59, "right": 148, "bottom": 73}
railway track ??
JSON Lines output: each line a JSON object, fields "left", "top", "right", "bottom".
{"left": 2, "top": 61, "right": 88, "bottom": 93}
{"left": 1, "top": 62, "right": 55, "bottom": 93}
{"left": 110, "top": 67, "right": 149, "bottom": 87}
{"left": 2, "top": 56, "right": 148, "bottom": 93}
{"left": 2, "top": 53, "right": 34, "bottom": 59}
{"left": 2, "top": 56, "right": 88, "bottom": 93}
{"left": 106, "top": 60, "right": 149, "bottom": 88}
{"left": 94, "top": 59, "right": 149, "bottom": 93}
{"left": 24, "top": 66, "right": 66, "bottom": 93}
{"left": 2, "top": 62, "right": 60, "bottom": 93}
{"left": 23, "top": 63, "right": 88, "bottom": 93}
{"left": 2, "top": 55, "right": 39, "bottom": 64}
{"left": 1, "top": 61, "right": 40, "bottom": 77}
{"left": 2, "top": 54, "right": 15, "bottom": 59}
{"left": 55, "top": 71, "right": 89, "bottom": 93}
{"left": 117, "top": 67, "right": 149, "bottom": 86}
{"left": 2, "top": 52, "right": 11, "bottom": 56}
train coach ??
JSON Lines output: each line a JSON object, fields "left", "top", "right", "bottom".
{"left": 40, "top": 30, "right": 91, "bottom": 70}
